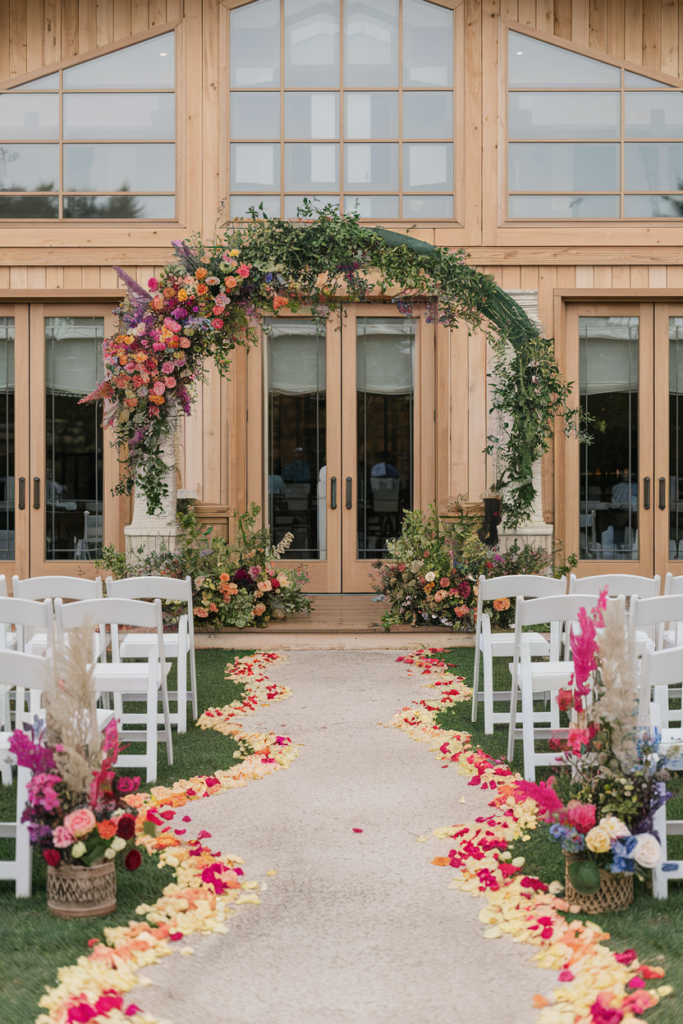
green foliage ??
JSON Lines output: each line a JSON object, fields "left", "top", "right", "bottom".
{"left": 373, "top": 504, "right": 552, "bottom": 631}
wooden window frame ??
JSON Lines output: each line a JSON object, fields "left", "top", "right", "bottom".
{"left": 220, "top": 0, "right": 466, "bottom": 232}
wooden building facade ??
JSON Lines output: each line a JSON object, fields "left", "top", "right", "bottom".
{"left": 1, "top": 0, "right": 683, "bottom": 590}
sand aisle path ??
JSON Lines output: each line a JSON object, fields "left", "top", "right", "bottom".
{"left": 138, "top": 650, "right": 552, "bottom": 1024}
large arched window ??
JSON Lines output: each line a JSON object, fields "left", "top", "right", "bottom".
{"left": 0, "top": 32, "right": 176, "bottom": 220}
{"left": 228, "top": 0, "right": 455, "bottom": 220}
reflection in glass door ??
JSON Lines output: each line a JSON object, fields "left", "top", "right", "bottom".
{"left": 0, "top": 318, "right": 15, "bottom": 563}
{"left": 668, "top": 318, "right": 683, "bottom": 561}
{"left": 356, "top": 317, "right": 414, "bottom": 559}
{"left": 45, "top": 317, "right": 105, "bottom": 561}
{"left": 579, "top": 316, "right": 640, "bottom": 560}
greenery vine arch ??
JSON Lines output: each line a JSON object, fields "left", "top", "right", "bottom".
{"left": 84, "top": 203, "right": 582, "bottom": 530}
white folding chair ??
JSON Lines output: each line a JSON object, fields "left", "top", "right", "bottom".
{"left": 662, "top": 573, "right": 683, "bottom": 647}
{"left": 0, "top": 598, "right": 54, "bottom": 748}
{"left": 507, "top": 593, "right": 598, "bottom": 781}
{"left": 105, "top": 575, "right": 197, "bottom": 732}
{"left": 12, "top": 575, "right": 106, "bottom": 660}
{"left": 55, "top": 597, "right": 173, "bottom": 783}
{"left": 0, "top": 649, "right": 49, "bottom": 897}
{"left": 569, "top": 573, "right": 661, "bottom": 600}
{"left": 641, "top": 647, "right": 683, "bottom": 899}
{"left": 472, "top": 574, "right": 566, "bottom": 734}
{"left": 631, "top": 595, "right": 683, "bottom": 728}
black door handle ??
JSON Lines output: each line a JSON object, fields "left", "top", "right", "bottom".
{"left": 346, "top": 476, "right": 352, "bottom": 509}
{"left": 33, "top": 477, "right": 40, "bottom": 510}
{"left": 644, "top": 476, "right": 650, "bottom": 510}
{"left": 330, "top": 476, "right": 337, "bottom": 509}
{"left": 18, "top": 477, "right": 25, "bottom": 510}
{"left": 659, "top": 477, "right": 666, "bottom": 510}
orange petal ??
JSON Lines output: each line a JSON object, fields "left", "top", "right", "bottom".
{"left": 432, "top": 857, "right": 451, "bottom": 867}
{"left": 532, "top": 995, "right": 549, "bottom": 1009}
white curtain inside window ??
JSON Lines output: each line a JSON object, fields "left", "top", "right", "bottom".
{"left": 45, "top": 321, "right": 104, "bottom": 396}
{"left": 268, "top": 322, "right": 326, "bottom": 395}
{"left": 0, "top": 331, "right": 14, "bottom": 392}
{"left": 357, "top": 321, "right": 414, "bottom": 395}
{"left": 579, "top": 319, "right": 639, "bottom": 396}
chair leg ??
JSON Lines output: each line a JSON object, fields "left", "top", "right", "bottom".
{"left": 177, "top": 634, "right": 188, "bottom": 734}
{"left": 471, "top": 638, "right": 481, "bottom": 723}
{"left": 15, "top": 765, "right": 32, "bottom": 897}
{"left": 520, "top": 673, "right": 537, "bottom": 783}
{"left": 483, "top": 650, "right": 495, "bottom": 735}
{"left": 507, "top": 674, "right": 519, "bottom": 763}
{"left": 189, "top": 640, "right": 198, "bottom": 721}
{"left": 652, "top": 787, "right": 668, "bottom": 900}
{"left": 158, "top": 662, "right": 174, "bottom": 768}
{"left": 146, "top": 674, "right": 158, "bottom": 784}
{"left": 1, "top": 751, "right": 12, "bottom": 786}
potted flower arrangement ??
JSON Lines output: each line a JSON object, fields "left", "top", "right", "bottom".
{"left": 516, "top": 591, "right": 671, "bottom": 912}
{"left": 9, "top": 626, "right": 143, "bottom": 918}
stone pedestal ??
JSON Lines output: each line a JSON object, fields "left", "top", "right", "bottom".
{"left": 124, "top": 414, "right": 179, "bottom": 560}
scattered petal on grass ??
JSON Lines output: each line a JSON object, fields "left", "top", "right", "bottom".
{"left": 180, "top": 947, "right": 194, "bottom": 955}
{"left": 266, "top": 869, "right": 277, "bottom": 876}
{"left": 353, "top": 828, "right": 363, "bottom": 833}
{"left": 532, "top": 995, "right": 549, "bottom": 1009}
{"left": 416, "top": 835, "right": 428, "bottom": 842}
{"left": 459, "top": 796, "right": 466, "bottom": 803}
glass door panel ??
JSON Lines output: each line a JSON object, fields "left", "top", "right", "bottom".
{"left": 356, "top": 316, "right": 414, "bottom": 559}
{"left": 0, "top": 317, "right": 16, "bottom": 564}
{"left": 667, "top": 317, "right": 683, "bottom": 562}
{"left": 566, "top": 303, "right": 654, "bottom": 578}
{"left": 0, "top": 305, "right": 29, "bottom": 583}
{"left": 654, "top": 304, "right": 683, "bottom": 580}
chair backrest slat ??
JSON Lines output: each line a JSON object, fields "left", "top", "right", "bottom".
{"left": 664, "top": 573, "right": 683, "bottom": 597}
{"left": 478, "top": 574, "right": 566, "bottom": 603}
{"left": 105, "top": 575, "right": 191, "bottom": 603}
{"left": 0, "top": 596, "right": 53, "bottom": 631}
{"left": 13, "top": 575, "right": 103, "bottom": 602}
{"left": 643, "top": 645, "right": 683, "bottom": 689}
{"left": 0, "top": 648, "right": 49, "bottom": 690}
{"left": 570, "top": 573, "right": 661, "bottom": 599}
{"left": 57, "top": 597, "right": 160, "bottom": 631}
{"left": 516, "top": 593, "right": 596, "bottom": 629}
{"left": 631, "top": 593, "right": 683, "bottom": 629}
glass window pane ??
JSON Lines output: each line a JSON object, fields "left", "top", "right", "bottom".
{"left": 285, "top": 142, "right": 339, "bottom": 189}
{"left": 508, "top": 194, "right": 619, "bottom": 218}
{"left": 230, "top": 0, "right": 280, "bottom": 87}
{"left": 624, "top": 195, "right": 683, "bottom": 217}
{"left": 344, "top": 143, "right": 398, "bottom": 190}
{"left": 284, "top": 0, "right": 339, "bottom": 88}
{"left": 356, "top": 317, "right": 414, "bottom": 559}
{"left": 403, "top": 142, "right": 452, "bottom": 191}
{"left": 285, "top": 93, "right": 339, "bottom": 138}
{"left": 403, "top": 194, "right": 453, "bottom": 218}
{"left": 63, "top": 143, "right": 175, "bottom": 192}
{"left": 284, "top": 195, "right": 339, "bottom": 216}
{"left": 345, "top": 93, "right": 398, "bottom": 138}
{"left": 402, "top": 92, "right": 452, "bottom": 139}
{"left": 579, "top": 316, "right": 639, "bottom": 561}
{"left": 267, "top": 319, "right": 327, "bottom": 560}
{"left": 231, "top": 143, "right": 280, "bottom": 189}
{"left": 508, "top": 142, "right": 620, "bottom": 191}
{"left": 230, "top": 195, "right": 281, "bottom": 218}
{"left": 509, "top": 30, "right": 620, "bottom": 87}
{"left": 0, "top": 194, "right": 58, "bottom": 217}
{"left": 508, "top": 92, "right": 620, "bottom": 140}
{"left": 0, "top": 145, "right": 58, "bottom": 191}
{"left": 231, "top": 94, "right": 280, "bottom": 139}
{"left": 669, "top": 318, "right": 683, "bottom": 559}
{"left": 625, "top": 93, "right": 683, "bottom": 138}
{"left": 0, "top": 318, "right": 15, "bottom": 560}
{"left": 344, "top": 195, "right": 398, "bottom": 216}
{"left": 63, "top": 33, "right": 175, "bottom": 88}
{"left": 625, "top": 70, "right": 675, "bottom": 89}
{"left": 344, "top": 0, "right": 399, "bottom": 88}
{"left": 625, "top": 143, "right": 683, "bottom": 190}
{"left": 63, "top": 94, "right": 175, "bottom": 140}
{"left": 63, "top": 195, "right": 175, "bottom": 218}
{"left": 402, "top": 0, "right": 452, "bottom": 87}
{"left": 9, "top": 73, "right": 59, "bottom": 90}
{"left": 0, "top": 94, "right": 58, "bottom": 139}
{"left": 45, "top": 317, "right": 105, "bottom": 561}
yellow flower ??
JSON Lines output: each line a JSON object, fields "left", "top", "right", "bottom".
{"left": 229, "top": 249, "right": 239, "bottom": 257}
{"left": 585, "top": 826, "right": 611, "bottom": 854}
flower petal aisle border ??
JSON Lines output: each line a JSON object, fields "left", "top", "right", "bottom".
{"left": 37, "top": 653, "right": 300, "bottom": 1024}
{"left": 389, "top": 649, "right": 673, "bottom": 1024}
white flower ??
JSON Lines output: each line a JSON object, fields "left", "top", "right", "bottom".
{"left": 425, "top": 571, "right": 436, "bottom": 582}
{"left": 633, "top": 833, "right": 662, "bottom": 869}
{"left": 599, "top": 815, "right": 631, "bottom": 840}
{"left": 111, "top": 836, "right": 126, "bottom": 852}
{"left": 548, "top": 880, "right": 564, "bottom": 896}
{"left": 104, "top": 847, "right": 117, "bottom": 860}
{"left": 71, "top": 841, "right": 86, "bottom": 858}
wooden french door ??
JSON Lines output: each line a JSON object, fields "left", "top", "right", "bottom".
{"left": 0, "top": 302, "right": 122, "bottom": 583}
{"left": 265, "top": 303, "right": 435, "bottom": 593}
{"left": 564, "top": 301, "right": 683, "bottom": 582}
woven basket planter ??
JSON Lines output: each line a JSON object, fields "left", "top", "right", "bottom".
{"left": 564, "top": 854, "right": 633, "bottom": 913}
{"left": 46, "top": 860, "right": 117, "bottom": 919}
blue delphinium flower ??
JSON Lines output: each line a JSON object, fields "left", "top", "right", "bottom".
{"left": 610, "top": 835, "right": 637, "bottom": 873}
{"left": 265, "top": 273, "right": 273, "bottom": 283}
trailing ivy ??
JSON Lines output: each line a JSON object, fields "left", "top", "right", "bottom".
{"left": 99, "top": 202, "right": 581, "bottom": 523}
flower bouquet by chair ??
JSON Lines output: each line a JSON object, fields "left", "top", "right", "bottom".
{"left": 9, "top": 625, "right": 143, "bottom": 918}
{"left": 515, "top": 590, "right": 672, "bottom": 912}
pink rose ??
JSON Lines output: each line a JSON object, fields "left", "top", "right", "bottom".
{"left": 565, "top": 801, "right": 596, "bottom": 834}
{"left": 148, "top": 277, "right": 158, "bottom": 290}
{"left": 164, "top": 376, "right": 176, "bottom": 388}
{"left": 152, "top": 340, "right": 166, "bottom": 351}
{"left": 257, "top": 580, "right": 272, "bottom": 592}
{"left": 52, "top": 825, "right": 75, "bottom": 848}
{"left": 237, "top": 264, "right": 250, "bottom": 278}
{"left": 63, "top": 807, "right": 96, "bottom": 837}
{"left": 180, "top": 338, "right": 191, "bottom": 348}
{"left": 163, "top": 318, "right": 181, "bottom": 332}
{"left": 152, "top": 381, "right": 166, "bottom": 395}
{"left": 211, "top": 318, "right": 224, "bottom": 329}
{"left": 162, "top": 361, "right": 175, "bottom": 374}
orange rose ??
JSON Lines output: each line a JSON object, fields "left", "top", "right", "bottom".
{"left": 97, "top": 820, "right": 118, "bottom": 840}
{"left": 163, "top": 287, "right": 176, "bottom": 298}
{"left": 149, "top": 394, "right": 165, "bottom": 405}
{"left": 224, "top": 276, "right": 237, "bottom": 289}
{"left": 196, "top": 283, "right": 208, "bottom": 295}
{"left": 253, "top": 602, "right": 266, "bottom": 616}
{"left": 493, "top": 598, "right": 510, "bottom": 611}
{"left": 195, "top": 267, "right": 207, "bottom": 279}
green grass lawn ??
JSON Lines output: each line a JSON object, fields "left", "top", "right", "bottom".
{"left": 435, "top": 646, "right": 683, "bottom": 1024}
{"left": 0, "top": 648, "right": 253, "bottom": 1024}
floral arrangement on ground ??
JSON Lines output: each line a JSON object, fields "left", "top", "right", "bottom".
{"left": 81, "top": 204, "right": 583, "bottom": 525}
{"left": 389, "top": 647, "right": 675, "bottom": 1024}
{"left": 36, "top": 652, "right": 300, "bottom": 1024}
{"left": 96, "top": 504, "right": 312, "bottom": 629}
{"left": 374, "top": 504, "right": 556, "bottom": 631}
